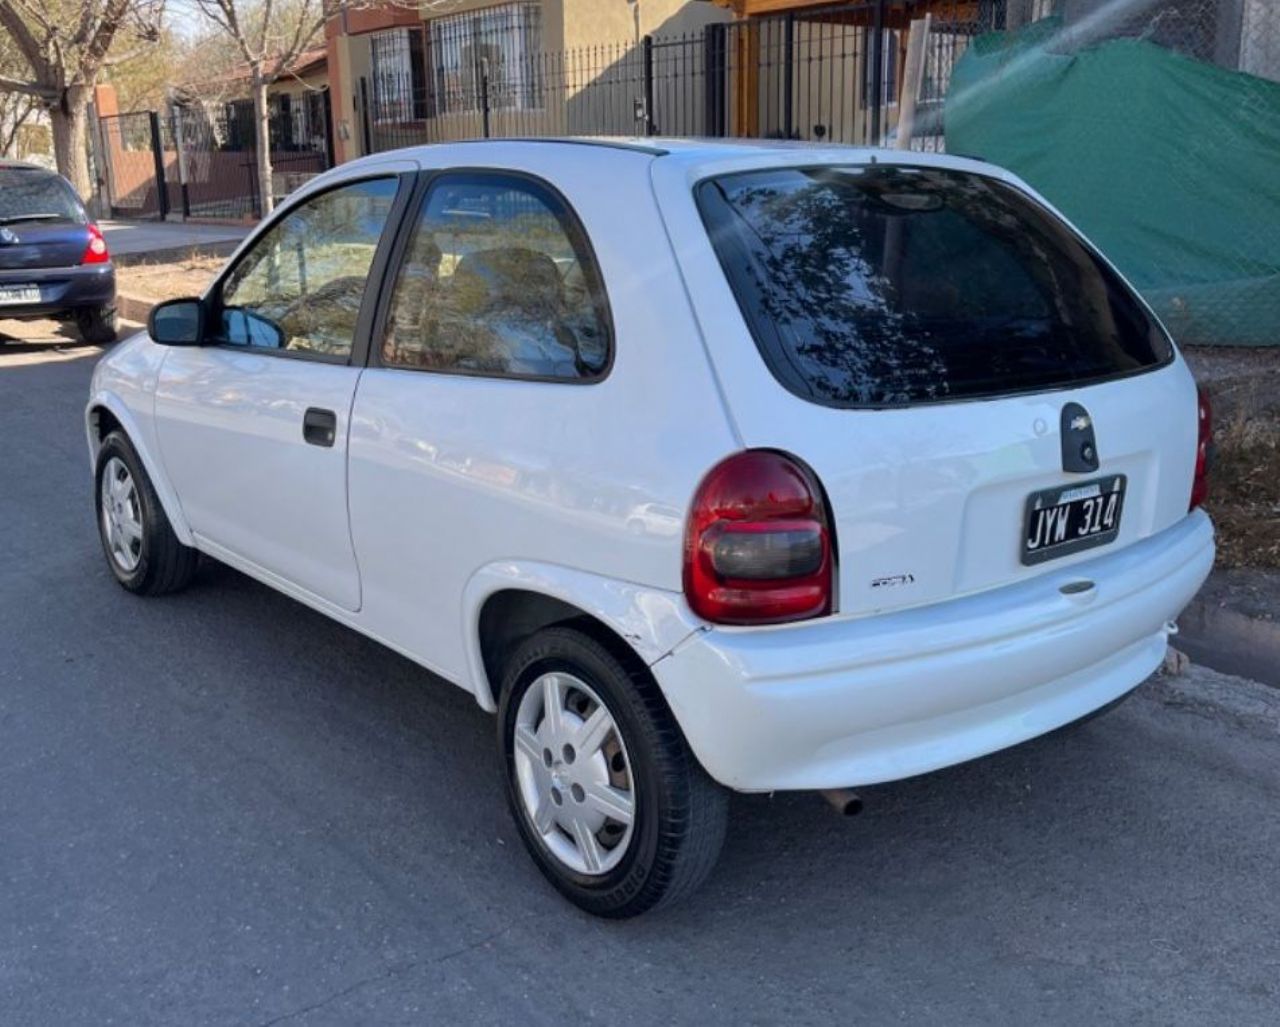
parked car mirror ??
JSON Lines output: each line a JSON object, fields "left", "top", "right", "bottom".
{"left": 148, "top": 298, "right": 205, "bottom": 346}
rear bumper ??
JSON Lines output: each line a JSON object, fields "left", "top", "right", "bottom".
{"left": 652, "top": 510, "right": 1215, "bottom": 792}
{"left": 0, "top": 264, "right": 115, "bottom": 318}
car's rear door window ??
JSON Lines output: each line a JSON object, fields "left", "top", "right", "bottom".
{"left": 0, "top": 169, "right": 85, "bottom": 224}
{"left": 696, "top": 165, "right": 1173, "bottom": 407}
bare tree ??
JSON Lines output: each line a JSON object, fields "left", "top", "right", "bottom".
{"left": 188, "top": 1, "right": 463, "bottom": 217}
{"left": 189, "top": 0, "right": 329, "bottom": 215}
{"left": 0, "top": 0, "right": 165, "bottom": 195}
{"left": 0, "top": 91, "right": 41, "bottom": 158}
{"left": 0, "top": 30, "right": 42, "bottom": 159}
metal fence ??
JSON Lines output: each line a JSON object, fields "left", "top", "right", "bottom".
{"left": 358, "top": 1, "right": 1000, "bottom": 152}
{"left": 166, "top": 100, "right": 331, "bottom": 220}
{"left": 355, "top": 0, "right": 1279, "bottom": 155}
{"left": 96, "top": 92, "right": 333, "bottom": 221}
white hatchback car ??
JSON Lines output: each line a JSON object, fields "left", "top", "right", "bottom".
{"left": 87, "top": 139, "right": 1214, "bottom": 917}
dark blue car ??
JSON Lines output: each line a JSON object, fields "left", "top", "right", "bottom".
{"left": 0, "top": 161, "right": 116, "bottom": 343}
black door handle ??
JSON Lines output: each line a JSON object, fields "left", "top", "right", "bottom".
{"left": 303, "top": 407, "right": 337, "bottom": 448}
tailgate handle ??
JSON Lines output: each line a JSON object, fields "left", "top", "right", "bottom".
{"left": 303, "top": 407, "right": 337, "bottom": 448}
{"left": 1061, "top": 402, "right": 1100, "bottom": 473}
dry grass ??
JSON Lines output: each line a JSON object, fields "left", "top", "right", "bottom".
{"left": 116, "top": 255, "right": 225, "bottom": 303}
{"left": 1203, "top": 410, "right": 1280, "bottom": 569}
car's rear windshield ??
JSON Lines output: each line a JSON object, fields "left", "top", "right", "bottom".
{"left": 0, "top": 168, "right": 85, "bottom": 224}
{"left": 696, "top": 165, "right": 1173, "bottom": 408}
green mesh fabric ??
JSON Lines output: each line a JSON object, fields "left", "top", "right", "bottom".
{"left": 945, "top": 17, "right": 1280, "bottom": 346}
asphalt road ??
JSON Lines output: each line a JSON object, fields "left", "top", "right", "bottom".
{"left": 3, "top": 324, "right": 1280, "bottom": 1026}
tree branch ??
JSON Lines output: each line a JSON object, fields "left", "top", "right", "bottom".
{"left": 0, "top": 0, "right": 53, "bottom": 84}
{"left": 0, "top": 72, "right": 57, "bottom": 99}
{"left": 101, "top": 42, "right": 159, "bottom": 67}
{"left": 268, "top": 0, "right": 326, "bottom": 81}
{"left": 75, "top": 0, "right": 133, "bottom": 83}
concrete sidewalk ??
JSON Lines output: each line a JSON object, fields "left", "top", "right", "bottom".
{"left": 101, "top": 220, "right": 250, "bottom": 264}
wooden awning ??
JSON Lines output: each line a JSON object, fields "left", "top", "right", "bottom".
{"left": 709, "top": 1, "right": 982, "bottom": 26}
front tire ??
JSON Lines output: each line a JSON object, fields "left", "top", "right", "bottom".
{"left": 95, "top": 431, "right": 197, "bottom": 595}
{"left": 77, "top": 305, "right": 118, "bottom": 345}
{"left": 497, "top": 625, "right": 728, "bottom": 918}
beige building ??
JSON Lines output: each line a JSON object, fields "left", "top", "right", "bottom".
{"left": 325, "top": 0, "right": 730, "bottom": 162}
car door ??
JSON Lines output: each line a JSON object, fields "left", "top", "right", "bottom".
{"left": 153, "top": 174, "right": 409, "bottom": 611}
{"left": 346, "top": 168, "right": 625, "bottom": 677}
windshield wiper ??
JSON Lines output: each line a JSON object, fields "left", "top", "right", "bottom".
{"left": 0, "top": 214, "right": 70, "bottom": 225}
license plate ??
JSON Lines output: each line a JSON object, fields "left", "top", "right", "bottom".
{"left": 0, "top": 285, "right": 40, "bottom": 305}
{"left": 1022, "top": 474, "right": 1126, "bottom": 565}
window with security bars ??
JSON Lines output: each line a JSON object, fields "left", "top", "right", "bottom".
{"left": 371, "top": 27, "right": 430, "bottom": 122}
{"left": 429, "top": 1, "right": 543, "bottom": 114}
{"left": 264, "top": 92, "right": 329, "bottom": 152}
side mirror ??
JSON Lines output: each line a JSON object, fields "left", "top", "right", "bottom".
{"left": 148, "top": 297, "right": 205, "bottom": 346}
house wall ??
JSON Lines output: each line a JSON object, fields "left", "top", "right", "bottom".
{"left": 327, "top": 0, "right": 732, "bottom": 160}
{"left": 327, "top": 4, "right": 419, "bottom": 162}
{"left": 561, "top": 0, "right": 728, "bottom": 46}
{"left": 1239, "top": 0, "right": 1280, "bottom": 81}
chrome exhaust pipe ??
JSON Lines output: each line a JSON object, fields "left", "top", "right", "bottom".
{"left": 819, "top": 788, "right": 864, "bottom": 817}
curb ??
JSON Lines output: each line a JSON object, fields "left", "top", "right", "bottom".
{"left": 1148, "top": 663, "right": 1280, "bottom": 738}
{"left": 1178, "top": 590, "right": 1280, "bottom": 689}
{"left": 111, "top": 239, "right": 243, "bottom": 269}
{"left": 116, "top": 292, "right": 155, "bottom": 325}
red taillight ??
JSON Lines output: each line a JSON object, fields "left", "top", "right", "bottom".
{"left": 82, "top": 223, "right": 109, "bottom": 265}
{"left": 1190, "top": 385, "right": 1212, "bottom": 511}
{"left": 684, "top": 450, "right": 833, "bottom": 625}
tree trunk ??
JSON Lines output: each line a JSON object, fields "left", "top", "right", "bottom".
{"left": 51, "top": 84, "right": 91, "bottom": 200}
{"left": 252, "top": 70, "right": 274, "bottom": 218}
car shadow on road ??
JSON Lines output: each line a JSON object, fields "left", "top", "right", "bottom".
{"left": 0, "top": 320, "right": 101, "bottom": 358}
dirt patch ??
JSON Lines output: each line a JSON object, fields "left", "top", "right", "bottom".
{"left": 1183, "top": 346, "right": 1280, "bottom": 569}
{"left": 116, "top": 255, "right": 225, "bottom": 303}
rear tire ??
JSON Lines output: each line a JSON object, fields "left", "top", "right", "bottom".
{"left": 497, "top": 625, "right": 728, "bottom": 918}
{"left": 76, "top": 305, "right": 118, "bottom": 345}
{"left": 95, "top": 430, "right": 197, "bottom": 595}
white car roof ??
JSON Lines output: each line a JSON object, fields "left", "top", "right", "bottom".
{"left": 328, "top": 136, "right": 997, "bottom": 184}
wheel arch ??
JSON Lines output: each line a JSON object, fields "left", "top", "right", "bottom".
{"left": 86, "top": 393, "right": 194, "bottom": 547}
{"left": 462, "top": 562, "right": 704, "bottom": 713}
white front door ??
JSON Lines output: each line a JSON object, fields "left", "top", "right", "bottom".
{"left": 154, "top": 176, "right": 404, "bottom": 611}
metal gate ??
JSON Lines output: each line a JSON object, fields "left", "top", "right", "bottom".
{"left": 98, "top": 94, "right": 334, "bottom": 222}
{"left": 97, "top": 112, "right": 169, "bottom": 219}
{"left": 162, "top": 107, "right": 262, "bottom": 221}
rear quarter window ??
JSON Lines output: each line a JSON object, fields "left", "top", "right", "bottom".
{"left": 696, "top": 165, "right": 1173, "bottom": 408}
{"left": 0, "top": 169, "right": 85, "bottom": 223}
